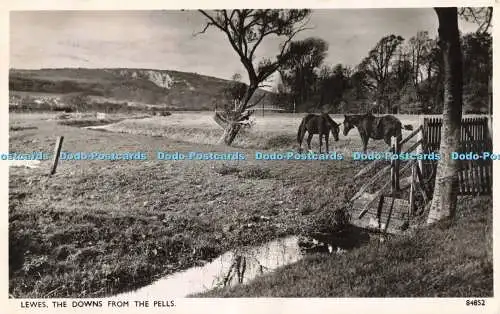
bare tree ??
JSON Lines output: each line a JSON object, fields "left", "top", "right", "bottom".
{"left": 427, "top": 6, "right": 492, "bottom": 224}
{"left": 458, "top": 7, "right": 493, "bottom": 33}
{"left": 197, "top": 9, "right": 311, "bottom": 145}
{"left": 407, "top": 31, "right": 433, "bottom": 100}
{"left": 359, "top": 34, "right": 405, "bottom": 113}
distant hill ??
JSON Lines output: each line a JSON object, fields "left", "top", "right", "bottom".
{"left": 9, "top": 68, "right": 273, "bottom": 111}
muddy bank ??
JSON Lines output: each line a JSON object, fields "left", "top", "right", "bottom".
{"left": 114, "top": 226, "right": 372, "bottom": 298}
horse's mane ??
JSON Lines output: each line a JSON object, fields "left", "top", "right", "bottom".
{"left": 345, "top": 112, "right": 375, "bottom": 124}
{"left": 321, "top": 113, "right": 338, "bottom": 128}
{"left": 345, "top": 114, "right": 363, "bottom": 122}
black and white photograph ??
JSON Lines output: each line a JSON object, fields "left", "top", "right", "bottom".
{"left": 5, "top": 2, "right": 495, "bottom": 309}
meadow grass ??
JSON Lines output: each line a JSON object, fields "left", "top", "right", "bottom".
{"left": 8, "top": 112, "right": 493, "bottom": 298}
{"left": 91, "top": 111, "right": 488, "bottom": 151}
{"left": 91, "top": 111, "right": 424, "bottom": 153}
{"left": 8, "top": 113, "right": 359, "bottom": 297}
{"left": 197, "top": 196, "right": 492, "bottom": 297}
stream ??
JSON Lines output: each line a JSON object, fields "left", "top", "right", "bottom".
{"left": 113, "top": 235, "right": 342, "bottom": 298}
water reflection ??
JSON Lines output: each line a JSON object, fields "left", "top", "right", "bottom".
{"left": 114, "top": 228, "right": 370, "bottom": 298}
{"left": 116, "top": 236, "right": 318, "bottom": 298}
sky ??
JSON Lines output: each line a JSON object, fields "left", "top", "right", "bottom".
{"left": 10, "top": 9, "right": 481, "bottom": 86}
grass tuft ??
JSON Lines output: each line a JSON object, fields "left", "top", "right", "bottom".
{"left": 197, "top": 196, "right": 492, "bottom": 297}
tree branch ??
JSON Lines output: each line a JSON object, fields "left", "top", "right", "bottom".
{"left": 256, "top": 25, "right": 314, "bottom": 82}
{"left": 459, "top": 7, "right": 493, "bottom": 33}
{"left": 197, "top": 10, "right": 225, "bottom": 33}
{"left": 246, "top": 93, "right": 267, "bottom": 109}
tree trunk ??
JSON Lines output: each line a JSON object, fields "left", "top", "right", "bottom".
{"left": 219, "top": 123, "right": 242, "bottom": 145}
{"left": 219, "top": 84, "right": 258, "bottom": 146}
{"left": 427, "top": 7, "right": 463, "bottom": 224}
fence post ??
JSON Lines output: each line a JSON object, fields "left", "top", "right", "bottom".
{"left": 50, "top": 136, "right": 64, "bottom": 176}
{"left": 391, "top": 136, "right": 400, "bottom": 192}
{"left": 422, "top": 118, "right": 428, "bottom": 178}
{"left": 390, "top": 136, "right": 399, "bottom": 194}
{"left": 409, "top": 162, "right": 416, "bottom": 216}
{"left": 416, "top": 126, "right": 423, "bottom": 178}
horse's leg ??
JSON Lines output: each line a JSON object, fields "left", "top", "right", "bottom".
{"left": 384, "top": 134, "right": 391, "bottom": 147}
{"left": 298, "top": 129, "right": 304, "bottom": 152}
{"left": 319, "top": 133, "right": 323, "bottom": 154}
{"left": 361, "top": 134, "right": 369, "bottom": 153}
{"left": 307, "top": 133, "right": 314, "bottom": 153}
{"left": 325, "top": 133, "right": 329, "bottom": 154}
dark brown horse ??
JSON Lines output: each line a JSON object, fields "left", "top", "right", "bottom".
{"left": 297, "top": 113, "right": 340, "bottom": 153}
{"left": 342, "top": 113, "right": 413, "bottom": 152}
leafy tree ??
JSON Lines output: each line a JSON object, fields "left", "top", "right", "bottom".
{"left": 279, "top": 37, "right": 328, "bottom": 110}
{"left": 462, "top": 32, "right": 492, "bottom": 113}
{"left": 198, "top": 9, "right": 311, "bottom": 145}
{"left": 316, "top": 64, "right": 351, "bottom": 112}
{"left": 358, "top": 34, "right": 405, "bottom": 113}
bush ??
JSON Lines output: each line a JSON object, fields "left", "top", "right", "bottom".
{"left": 305, "top": 204, "right": 352, "bottom": 235}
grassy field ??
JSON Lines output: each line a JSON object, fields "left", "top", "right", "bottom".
{"left": 91, "top": 111, "right": 435, "bottom": 151}
{"left": 8, "top": 112, "right": 362, "bottom": 297}
{"left": 8, "top": 111, "right": 493, "bottom": 298}
{"left": 197, "top": 196, "right": 493, "bottom": 297}
{"left": 91, "top": 111, "right": 490, "bottom": 149}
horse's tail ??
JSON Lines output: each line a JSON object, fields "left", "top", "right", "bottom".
{"left": 297, "top": 117, "right": 307, "bottom": 145}
{"left": 402, "top": 124, "right": 414, "bottom": 131}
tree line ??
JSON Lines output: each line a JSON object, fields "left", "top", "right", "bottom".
{"left": 271, "top": 30, "right": 491, "bottom": 115}
{"left": 198, "top": 8, "right": 492, "bottom": 226}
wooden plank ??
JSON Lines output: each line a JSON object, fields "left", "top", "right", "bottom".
{"left": 50, "top": 136, "right": 64, "bottom": 176}
{"left": 478, "top": 120, "right": 484, "bottom": 193}
{"left": 437, "top": 119, "right": 442, "bottom": 151}
{"left": 416, "top": 126, "right": 424, "bottom": 175}
{"left": 354, "top": 158, "right": 388, "bottom": 179}
{"left": 465, "top": 121, "right": 471, "bottom": 193}
{"left": 473, "top": 122, "right": 480, "bottom": 194}
{"left": 383, "top": 197, "right": 395, "bottom": 233}
{"left": 352, "top": 198, "right": 409, "bottom": 234}
{"left": 415, "top": 157, "right": 431, "bottom": 201}
{"left": 407, "top": 117, "right": 492, "bottom": 197}
{"left": 459, "top": 123, "right": 465, "bottom": 194}
{"left": 471, "top": 120, "right": 477, "bottom": 194}
{"left": 403, "top": 139, "right": 422, "bottom": 155}
{"left": 357, "top": 189, "right": 387, "bottom": 219}
{"left": 409, "top": 163, "right": 416, "bottom": 216}
{"left": 482, "top": 119, "right": 488, "bottom": 193}
{"left": 399, "top": 125, "right": 423, "bottom": 147}
{"left": 391, "top": 136, "right": 400, "bottom": 192}
{"left": 351, "top": 164, "right": 391, "bottom": 201}
{"left": 376, "top": 195, "right": 384, "bottom": 227}
{"left": 381, "top": 197, "right": 410, "bottom": 233}
{"left": 422, "top": 118, "right": 427, "bottom": 178}
{"left": 357, "top": 160, "right": 415, "bottom": 218}
{"left": 414, "top": 172, "right": 429, "bottom": 204}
